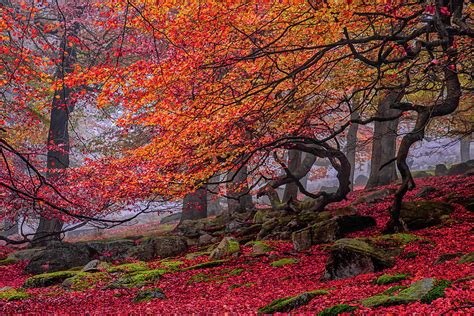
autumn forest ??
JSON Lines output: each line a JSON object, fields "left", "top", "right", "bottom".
{"left": 0, "top": 0, "right": 473, "bottom": 314}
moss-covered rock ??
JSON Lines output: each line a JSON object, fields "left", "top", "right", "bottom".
{"left": 209, "top": 237, "right": 240, "bottom": 260}
{"left": 24, "top": 271, "right": 78, "bottom": 288}
{"left": 270, "top": 258, "right": 298, "bottom": 267}
{"left": 434, "top": 253, "right": 462, "bottom": 265}
{"left": 382, "top": 285, "right": 407, "bottom": 295}
{"left": 0, "top": 288, "right": 30, "bottom": 301}
{"left": 316, "top": 304, "right": 358, "bottom": 316}
{"left": 133, "top": 288, "right": 166, "bottom": 302}
{"left": 420, "top": 279, "right": 451, "bottom": 303}
{"left": 258, "top": 290, "right": 328, "bottom": 314}
{"left": 374, "top": 273, "right": 410, "bottom": 285}
{"left": 63, "top": 272, "right": 111, "bottom": 291}
{"left": 246, "top": 241, "right": 273, "bottom": 255}
{"left": 188, "top": 267, "right": 244, "bottom": 284}
{"left": 159, "top": 260, "right": 184, "bottom": 270}
{"left": 375, "top": 233, "right": 422, "bottom": 246}
{"left": 0, "top": 257, "right": 17, "bottom": 266}
{"left": 457, "top": 252, "right": 474, "bottom": 264}
{"left": 184, "top": 260, "right": 227, "bottom": 270}
{"left": 185, "top": 251, "right": 211, "bottom": 260}
{"left": 400, "top": 201, "right": 453, "bottom": 230}
{"left": 109, "top": 269, "right": 165, "bottom": 289}
{"left": 107, "top": 261, "right": 148, "bottom": 273}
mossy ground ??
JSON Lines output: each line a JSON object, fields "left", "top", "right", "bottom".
{"left": 107, "top": 261, "right": 148, "bottom": 273}
{"left": 258, "top": 290, "right": 328, "bottom": 314}
{"left": 316, "top": 304, "right": 358, "bottom": 316}
{"left": 110, "top": 269, "right": 166, "bottom": 288}
{"left": 184, "top": 260, "right": 227, "bottom": 270}
{"left": 270, "top": 258, "right": 298, "bottom": 267}
{"left": 0, "top": 257, "right": 17, "bottom": 266}
{"left": 0, "top": 288, "right": 30, "bottom": 301}
{"left": 63, "top": 272, "right": 111, "bottom": 291}
{"left": 374, "top": 273, "right": 410, "bottom": 285}
{"left": 24, "top": 271, "right": 79, "bottom": 288}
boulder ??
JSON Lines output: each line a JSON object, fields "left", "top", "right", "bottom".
{"left": 24, "top": 242, "right": 95, "bottom": 274}
{"left": 400, "top": 201, "right": 453, "bottom": 230}
{"left": 447, "top": 162, "right": 470, "bottom": 175}
{"left": 82, "top": 260, "right": 102, "bottom": 273}
{"left": 258, "top": 290, "right": 328, "bottom": 314}
{"left": 415, "top": 186, "right": 437, "bottom": 198}
{"left": 198, "top": 234, "right": 213, "bottom": 245}
{"left": 312, "top": 220, "right": 339, "bottom": 244}
{"left": 323, "top": 238, "right": 394, "bottom": 280}
{"left": 209, "top": 237, "right": 240, "bottom": 260}
{"left": 9, "top": 248, "right": 44, "bottom": 261}
{"left": 291, "top": 227, "right": 312, "bottom": 251}
{"left": 250, "top": 241, "right": 272, "bottom": 255}
{"left": 435, "top": 164, "right": 448, "bottom": 176}
{"left": 128, "top": 236, "right": 188, "bottom": 261}
{"left": 82, "top": 239, "right": 135, "bottom": 262}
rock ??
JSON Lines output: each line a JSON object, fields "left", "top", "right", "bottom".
{"left": 434, "top": 253, "right": 462, "bottom": 265}
{"left": 253, "top": 209, "right": 284, "bottom": 224}
{"left": 312, "top": 220, "right": 339, "bottom": 244}
{"left": 82, "top": 260, "right": 102, "bottom": 272}
{"left": 412, "top": 170, "right": 431, "bottom": 178}
{"left": 354, "top": 175, "right": 368, "bottom": 186}
{"left": 352, "top": 188, "right": 396, "bottom": 205}
{"left": 246, "top": 241, "right": 272, "bottom": 255}
{"left": 400, "top": 201, "right": 454, "bottom": 230}
{"left": 175, "top": 218, "right": 223, "bottom": 238}
{"left": 447, "top": 162, "right": 470, "bottom": 175}
{"left": 374, "top": 273, "right": 410, "bottom": 285}
{"left": 361, "top": 278, "right": 449, "bottom": 307}
{"left": 133, "top": 288, "right": 166, "bottom": 302}
{"left": 292, "top": 227, "right": 312, "bottom": 251}
{"left": 82, "top": 239, "right": 135, "bottom": 262}
{"left": 62, "top": 272, "right": 110, "bottom": 291}
{"left": 108, "top": 269, "right": 164, "bottom": 289}
{"left": 24, "top": 271, "right": 78, "bottom": 288}
{"left": 270, "top": 258, "right": 298, "bottom": 267}
{"left": 317, "top": 304, "right": 358, "bottom": 316}
{"left": 258, "top": 290, "right": 328, "bottom": 314}
{"left": 415, "top": 186, "right": 437, "bottom": 198}
{"left": 323, "top": 238, "right": 394, "bottom": 280}
{"left": 9, "top": 248, "right": 44, "bottom": 261}
{"left": 160, "top": 212, "right": 181, "bottom": 224}
{"left": 435, "top": 164, "right": 448, "bottom": 176}
{"left": 457, "top": 252, "right": 474, "bottom": 264}
{"left": 128, "top": 236, "right": 188, "bottom": 261}
{"left": 209, "top": 237, "right": 240, "bottom": 260}
{"left": 198, "top": 234, "right": 213, "bottom": 245}
{"left": 25, "top": 242, "right": 95, "bottom": 274}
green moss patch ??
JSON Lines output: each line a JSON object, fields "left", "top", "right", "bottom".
{"left": 110, "top": 269, "right": 165, "bottom": 289}
{"left": 382, "top": 285, "right": 407, "bottom": 295}
{"left": 185, "top": 251, "right": 211, "bottom": 260}
{"left": 0, "top": 288, "right": 30, "bottom": 301}
{"left": 420, "top": 280, "right": 451, "bottom": 304}
{"left": 0, "top": 257, "right": 17, "bottom": 266}
{"left": 24, "top": 271, "right": 78, "bottom": 288}
{"left": 374, "top": 273, "right": 410, "bottom": 285}
{"left": 159, "top": 260, "right": 184, "bottom": 270}
{"left": 184, "top": 260, "right": 227, "bottom": 270}
{"left": 270, "top": 258, "right": 298, "bottom": 267}
{"left": 63, "top": 272, "right": 111, "bottom": 291}
{"left": 375, "top": 233, "right": 421, "bottom": 246}
{"left": 317, "top": 304, "right": 358, "bottom": 316}
{"left": 457, "top": 252, "right": 474, "bottom": 264}
{"left": 258, "top": 290, "right": 328, "bottom": 314}
{"left": 107, "top": 262, "right": 148, "bottom": 273}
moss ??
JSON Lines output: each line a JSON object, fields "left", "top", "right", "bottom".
{"left": 24, "top": 271, "right": 78, "bottom": 288}
{"left": 159, "top": 260, "right": 184, "bottom": 270}
{"left": 246, "top": 241, "right": 272, "bottom": 252}
{"left": 374, "top": 273, "right": 410, "bottom": 285}
{"left": 270, "top": 258, "right": 298, "bottom": 267}
{"left": 185, "top": 251, "right": 211, "bottom": 260}
{"left": 229, "top": 268, "right": 244, "bottom": 276}
{"left": 107, "top": 262, "right": 148, "bottom": 273}
{"left": 361, "top": 294, "right": 409, "bottom": 308}
{"left": 382, "top": 285, "right": 406, "bottom": 295}
{"left": 403, "top": 251, "right": 418, "bottom": 259}
{"left": 376, "top": 233, "right": 421, "bottom": 245}
{"left": 133, "top": 288, "right": 166, "bottom": 302}
{"left": 420, "top": 279, "right": 451, "bottom": 304}
{"left": 0, "top": 257, "right": 17, "bottom": 266}
{"left": 316, "top": 304, "right": 358, "bottom": 316}
{"left": 227, "top": 239, "right": 240, "bottom": 254}
{"left": 63, "top": 272, "right": 111, "bottom": 291}
{"left": 258, "top": 290, "right": 328, "bottom": 314}
{"left": 0, "top": 288, "right": 30, "bottom": 301}
{"left": 110, "top": 269, "right": 165, "bottom": 288}
{"left": 457, "top": 252, "right": 474, "bottom": 264}
{"left": 228, "top": 282, "right": 255, "bottom": 290}
{"left": 184, "top": 260, "right": 227, "bottom": 270}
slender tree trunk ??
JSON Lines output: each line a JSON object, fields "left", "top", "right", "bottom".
{"left": 346, "top": 110, "right": 360, "bottom": 190}
{"left": 366, "top": 91, "right": 403, "bottom": 189}
{"left": 283, "top": 150, "right": 302, "bottom": 202}
{"left": 227, "top": 165, "right": 253, "bottom": 213}
{"left": 179, "top": 187, "right": 208, "bottom": 223}
{"left": 32, "top": 23, "right": 79, "bottom": 246}
{"left": 460, "top": 136, "right": 471, "bottom": 162}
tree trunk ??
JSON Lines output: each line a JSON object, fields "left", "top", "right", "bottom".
{"left": 179, "top": 187, "right": 208, "bottom": 223}
{"left": 366, "top": 91, "right": 403, "bottom": 189}
{"left": 346, "top": 110, "right": 360, "bottom": 190}
{"left": 283, "top": 150, "right": 302, "bottom": 202}
{"left": 460, "top": 136, "right": 471, "bottom": 162}
{"left": 227, "top": 165, "right": 253, "bottom": 213}
{"left": 32, "top": 24, "right": 79, "bottom": 246}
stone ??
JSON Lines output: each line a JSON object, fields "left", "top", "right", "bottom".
{"left": 312, "top": 220, "right": 339, "bottom": 244}
{"left": 108, "top": 269, "right": 164, "bottom": 289}
{"left": 354, "top": 174, "right": 368, "bottom": 186}
{"left": 249, "top": 241, "right": 272, "bottom": 255}
{"left": 24, "top": 271, "right": 78, "bottom": 288}
{"left": 435, "top": 164, "right": 448, "bottom": 176}
{"left": 415, "top": 186, "right": 437, "bottom": 198}
{"left": 400, "top": 201, "right": 454, "bottom": 230}
{"left": 9, "top": 248, "right": 44, "bottom": 261}
{"left": 374, "top": 273, "right": 410, "bottom": 285}
{"left": 82, "top": 260, "right": 102, "bottom": 272}
{"left": 198, "top": 233, "right": 213, "bottom": 245}
{"left": 258, "top": 290, "right": 328, "bottom": 314}
{"left": 128, "top": 236, "right": 188, "bottom": 261}
{"left": 82, "top": 239, "right": 135, "bottom": 262}
{"left": 336, "top": 215, "right": 376, "bottom": 235}
{"left": 24, "top": 242, "right": 95, "bottom": 275}
{"left": 133, "top": 288, "right": 166, "bottom": 302}
{"left": 447, "top": 162, "right": 470, "bottom": 176}
{"left": 209, "top": 237, "right": 240, "bottom": 260}
{"left": 270, "top": 258, "right": 298, "bottom": 267}
{"left": 292, "top": 227, "right": 312, "bottom": 251}
{"left": 323, "top": 238, "right": 394, "bottom": 280}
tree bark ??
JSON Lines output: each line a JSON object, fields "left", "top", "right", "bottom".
{"left": 226, "top": 165, "right": 253, "bottom": 213}
{"left": 366, "top": 91, "right": 403, "bottom": 189}
{"left": 346, "top": 110, "right": 360, "bottom": 190}
{"left": 283, "top": 150, "right": 302, "bottom": 202}
{"left": 179, "top": 186, "right": 208, "bottom": 223}
{"left": 32, "top": 23, "right": 79, "bottom": 246}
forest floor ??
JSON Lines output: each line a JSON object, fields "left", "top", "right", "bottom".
{"left": 0, "top": 175, "right": 473, "bottom": 314}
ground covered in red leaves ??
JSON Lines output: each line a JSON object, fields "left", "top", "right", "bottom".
{"left": 1, "top": 175, "right": 473, "bottom": 314}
